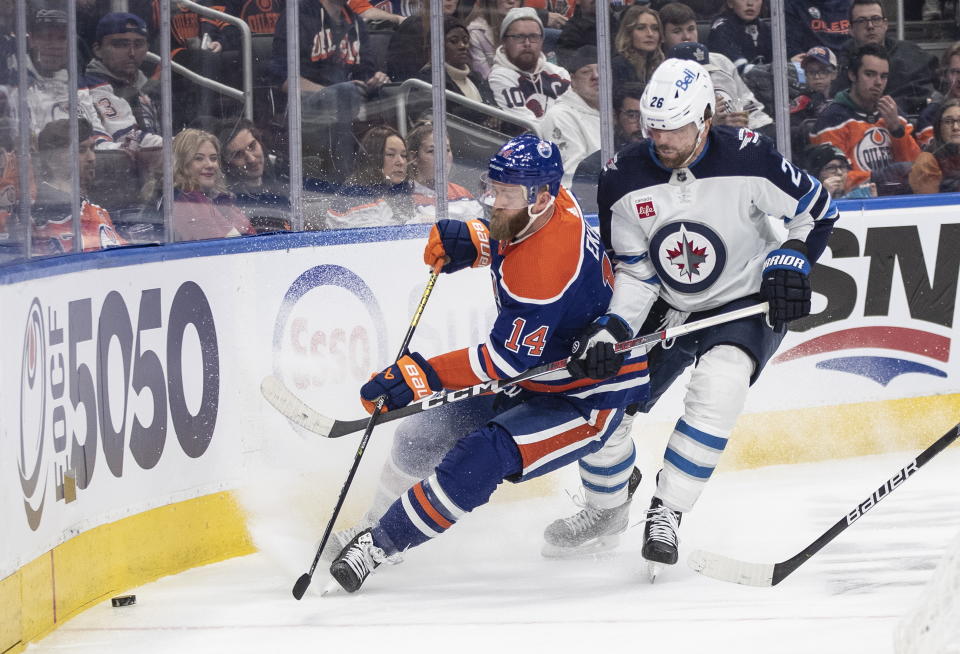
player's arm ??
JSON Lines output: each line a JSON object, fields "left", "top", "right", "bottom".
{"left": 569, "top": 167, "right": 660, "bottom": 380}
{"left": 424, "top": 301, "right": 565, "bottom": 392}
{"left": 753, "top": 137, "right": 839, "bottom": 261}
{"left": 597, "top": 165, "right": 660, "bottom": 335}
{"left": 752, "top": 138, "right": 840, "bottom": 330}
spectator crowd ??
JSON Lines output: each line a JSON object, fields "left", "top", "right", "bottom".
{"left": 1, "top": 0, "right": 959, "bottom": 258}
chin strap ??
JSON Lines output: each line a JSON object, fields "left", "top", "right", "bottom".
{"left": 514, "top": 195, "right": 556, "bottom": 241}
{"left": 676, "top": 123, "right": 709, "bottom": 170}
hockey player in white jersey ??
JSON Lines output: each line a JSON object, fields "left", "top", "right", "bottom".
{"left": 553, "top": 58, "right": 839, "bottom": 576}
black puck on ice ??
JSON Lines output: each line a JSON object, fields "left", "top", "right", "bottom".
{"left": 111, "top": 594, "right": 136, "bottom": 607}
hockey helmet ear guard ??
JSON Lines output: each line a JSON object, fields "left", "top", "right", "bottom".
{"left": 486, "top": 134, "right": 564, "bottom": 204}
{"left": 640, "top": 58, "right": 715, "bottom": 136}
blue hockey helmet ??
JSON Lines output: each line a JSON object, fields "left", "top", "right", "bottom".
{"left": 486, "top": 134, "right": 564, "bottom": 204}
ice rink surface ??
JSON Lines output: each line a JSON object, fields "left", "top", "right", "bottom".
{"left": 28, "top": 445, "right": 960, "bottom": 654}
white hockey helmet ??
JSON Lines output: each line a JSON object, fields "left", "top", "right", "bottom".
{"left": 640, "top": 58, "right": 715, "bottom": 134}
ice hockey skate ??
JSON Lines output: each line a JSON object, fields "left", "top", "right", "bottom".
{"left": 642, "top": 497, "right": 682, "bottom": 582}
{"left": 318, "top": 522, "right": 370, "bottom": 564}
{"left": 542, "top": 466, "right": 642, "bottom": 558}
{"left": 329, "top": 529, "right": 397, "bottom": 593}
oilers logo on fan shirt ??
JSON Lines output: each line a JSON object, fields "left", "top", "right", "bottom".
{"left": 648, "top": 221, "right": 727, "bottom": 294}
{"left": 854, "top": 127, "right": 893, "bottom": 171}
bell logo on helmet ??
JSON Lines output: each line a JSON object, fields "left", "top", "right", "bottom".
{"left": 675, "top": 67, "right": 697, "bottom": 92}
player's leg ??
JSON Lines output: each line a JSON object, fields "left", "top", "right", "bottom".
{"left": 541, "top": 408, "right": 641, "bottom": 557}
{"left": 367, "top": 394, "right": 497, "bottom": 522}
{"left": 320, "top": 394, "right": 496, "bottom": 562}
{"left": 643, "top": 300, "right": 785, "bottom": 572}
{"left": 541, "top": 316, "right": 699, "bottom": 557}
{"left": 329, "top": 421, "right": 523, "bottom": 592}
{"left": 642, "top": 344, "right": 754, "bottom": 566}
{"left": 330, "top": 397, "right": 625, "bottom": 592}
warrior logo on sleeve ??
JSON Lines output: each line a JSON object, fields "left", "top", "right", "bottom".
{"left": 648, "top": 221, "right": 727, "bottom": 293}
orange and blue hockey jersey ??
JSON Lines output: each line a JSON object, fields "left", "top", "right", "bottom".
{"left": 429, "top": 187, "right": 649, "bottom": 411}
{"left": 809, "top": 90, "right": 921, "bottom": 187}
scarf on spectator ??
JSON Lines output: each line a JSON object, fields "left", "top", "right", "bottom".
{"left": 445, "top": 63, "right": 482, "bottom": 104}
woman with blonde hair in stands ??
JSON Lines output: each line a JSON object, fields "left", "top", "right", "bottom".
{"left": 406, "top": 122, "right": 484, "bottom": 222}
{"left": 467, "top": 0, "right": 520, "bottom": 78}
{"left": 611, "top": 4, "right": 664, "bottom": 87}
{"left": 171, "top": 128, "right": 254, "bottom": 241}
{"left": 327, "top": 125, "right": 417, "bottom": 229}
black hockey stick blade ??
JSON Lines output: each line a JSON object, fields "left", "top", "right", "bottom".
{"left": 688, "top": 422, "right": 960, "bottom": 587}
{"left": 292, "top": 573, "right": 312, "bottom": 600}
{"left": 263, "top": 303, "right": 769, "bottom": 439}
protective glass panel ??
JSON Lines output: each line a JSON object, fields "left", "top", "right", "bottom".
{"left": 0, "top": 1, "right": 26, "bottom": 263}
{"left": 155, "top": 0, "right": 288, "bottom": 241}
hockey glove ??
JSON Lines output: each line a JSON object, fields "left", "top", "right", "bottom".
{"left": 423, "top": 219, "right": 492, "bottom": 274}
{"left": 567, "top": 314, "right": 632, "bottom": 380}
{"left": 760, "top": 240, "right": 811, "bottom": 333}
{"left": 360, "top": 352, "right": 443, "bottom": 414}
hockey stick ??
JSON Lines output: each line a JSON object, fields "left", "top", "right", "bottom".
{"left": 291, "top": 264, "right": 442, "bottom": 600}
{"left": 688, "top": 422, "right": 960, "bottom": 587}
{"left": 263, "top": 302, "right": 770, "bottom": 439}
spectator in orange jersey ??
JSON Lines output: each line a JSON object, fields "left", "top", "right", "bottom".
{"left": 32, "top": 119, "right": 127, "bottom": 256}
{"left": 810, "top": 44, "right": 919, "bottom": 195}
{"left": 406, "top": 122, "right": 483, "bottom": 222}
{"left": 909, "top": 99, "right": 960, "bottom": 195}
{"left": 170, "top": 128, "right": 255, "bottom": 241}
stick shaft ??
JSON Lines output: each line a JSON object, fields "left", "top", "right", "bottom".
{"left": 316, "top": 302, "right": 769, "bottom": 438}
{"left": 294, "top": 267, "right": 441, "bottom": 598}
{"left": 770, "top": 422, "right": 960, "bottom": 585}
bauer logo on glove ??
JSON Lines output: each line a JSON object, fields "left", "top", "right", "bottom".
{"left": 360, "top": 352, "right": 443, "bottom": 414}
{"left": 424, "top": 219, "right": 492, "bottom": 274}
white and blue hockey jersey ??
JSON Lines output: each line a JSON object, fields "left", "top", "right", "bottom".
{"left": 598, "top": 126, "right": 839, "bottom": 332}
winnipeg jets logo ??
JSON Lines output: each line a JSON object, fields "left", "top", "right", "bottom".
{"left": 649, "top": 221, "right": 727, "bottom": 293}
{"left": 665, "top": 226, "right": 708, "bottom": 281}
{"left": 737, "top": 127, "right": 760, "bottom": 150}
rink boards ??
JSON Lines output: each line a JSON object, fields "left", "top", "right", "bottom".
{"left": 1, "top": 195, "right": 959, "bottom": 651}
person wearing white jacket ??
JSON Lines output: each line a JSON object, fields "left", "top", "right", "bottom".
{"left": 541, "top": 46, "right": 600, "bottom": 188}
{"left": 488, "top": 7, "right": 570, "bottom": 125}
